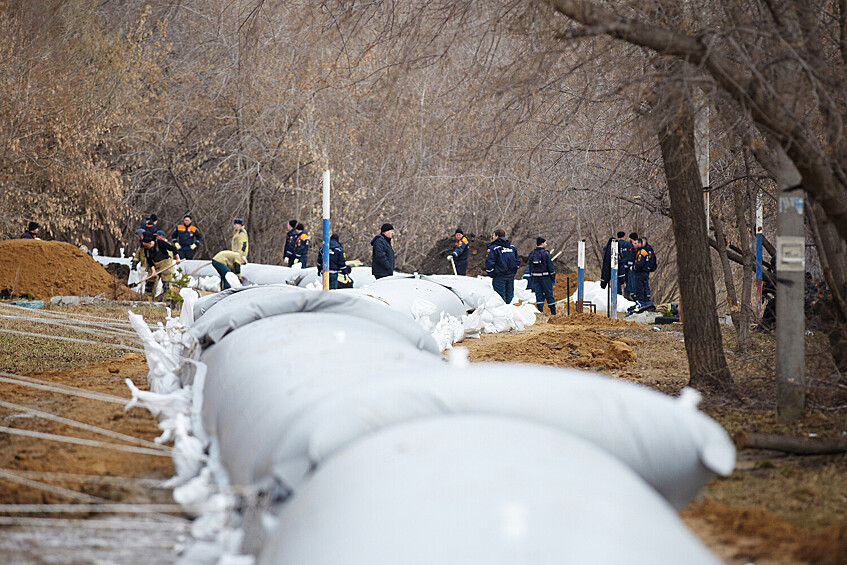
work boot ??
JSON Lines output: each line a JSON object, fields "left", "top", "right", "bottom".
{"left": 549, "top": 304, "right": 556, "bottom": 315}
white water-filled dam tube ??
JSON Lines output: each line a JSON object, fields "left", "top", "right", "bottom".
{"left": 258, "top": 416, "right": 722, "bottom": 565}
{"left": 127, "top": 288, "right": 734, "bottom": 563}
{"left": 192, "top": 290, "right": 733, "bottom": 505}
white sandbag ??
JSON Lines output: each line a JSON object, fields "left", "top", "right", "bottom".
{"left": 259, "top": 417, "right": 721, "bottom": 565}
{"left": 192, "top": 285, "right": 306, "bottom": 322}
{"left": 266, "top": 366, "right": 734, "bottom": 510}
{"left": 198, "top": 312, "right": 442, "bottom": 486}
{"left": 571, "top": 280, "right": 635, "bottom": 313}
{"left": 239, "top": 264, "right": 297, "bottom": 285}
{"left": 421, "top": 274, "right": 505, "bottom": 309}
{"left": 359, "top": 277, "right": 467, "bottom": 323}
{"left": 177, "top": 260, "right": 219, "bottom": 278}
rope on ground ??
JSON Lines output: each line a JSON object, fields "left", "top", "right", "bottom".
{"left": 0, "top": 312, "right": 140, "bottom": 337}
{"left": 0, "top": 426, "right": 181, "bottom": 458}
{"left": 0, "top": 503, "right": 186, "bottom": 514}
{"left": 0, "top": 516, "right": 190, "bottom": 530}
{"left": 0, "top": 399, "right": 171, "bottom": 452}
{"left": 0, "top": 372, "right": 129, "bottom": 404}
{"left": 0, "top": 327, "right": 144, "bottom": 353}
{"left": 0, "top": 469, "right": 165, "bottom": 487}
{"left": 0, "top": 469, "right": 106, "bottom": 503}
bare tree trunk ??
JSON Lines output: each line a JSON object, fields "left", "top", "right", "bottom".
{"left": 712, "top": 211, "right": 741, "bottom": 337}
{"left": 658, "top": 85, "right": 733, "bottom": 392}
{"left": 733, "top": 178, "right": 754, "bottom": 354}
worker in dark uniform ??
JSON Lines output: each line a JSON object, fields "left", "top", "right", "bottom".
{"left": 371, "top": 223, "right": 395, "bottom": 279}
{"left": 21, "top": 222, "right": 39, "bottom": 239}
{"left": 485, "top": 228, "right": 519, "bottom": 304}
{"left": 627, "top": 239, "right": 655, "bottom": 314}
{"left": 625, "top": 232, "right": 639, "bottom": 300}
{"left": 527, "top": 237, "right": 556, "bottom": 314}
{"left": 140, "top": 214, "right": 158, "bottom": 236}
{"left": 449, "top": 228, "right": 470, "bottom": 275}
{"left": 599, "top": 234, "right": 618, "bottom": 291}
{"left": 292, "top": 223, "right": 310, "bottom": 266}
{"left": 317, "top": 234, "right": 349, "bottom": 289}
{"left": 141, "top": 233, "right": 179, "bottom": 297}
{"left": 614, "top": 232, "right": 633, "bottom": 296}
{"left": 283, "top": 220, "right": 298, "bottom": 266}
{"left": 172, "top": 214, "right": 203, "bottom": 260}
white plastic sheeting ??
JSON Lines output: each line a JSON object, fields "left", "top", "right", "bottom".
{"left": 571, "top": 280, "right": 635, "bottom": 313}
{"left": 259, "top": 417, "right": 722, "bottom": 565}
{"left": 356, "top": 277, "right": 468, "bottom": 324}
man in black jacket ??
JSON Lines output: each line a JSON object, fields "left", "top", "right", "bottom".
{"left": 371, "top": 223, "right": 395, "bottom": 279}
{"left": 171, "top": 214, "right": 202, "bottom": 260}
{"left": 485, "top": 228, "right": 519, "bottom": 303}
{"left": 21, "top": 221, "right": 39, "bottom": 239}
{"left": 283, "top": 220, "right": 298, "bottom": 266}
{"left": 141, "top": 233, "right": 179, "bottom": 297}
{"left": 292, "top": 223, "right": 310, "bottom": 267}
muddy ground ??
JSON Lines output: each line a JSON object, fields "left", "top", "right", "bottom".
{"left": 0, "top": 298, "right": 845, "bottom": 564}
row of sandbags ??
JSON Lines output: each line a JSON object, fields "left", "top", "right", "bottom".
{"left": 185, "top": 286, "right": 733, "bottom": 564}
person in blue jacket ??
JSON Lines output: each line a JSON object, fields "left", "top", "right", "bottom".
{"left": 449, "top": 228, "right": 470, "bottom": 275}
{"left": 485, "top": 228, "right": 519, "bottom": 304}
{"left": 317, "top": 234, "right": 349, "bottom": 289}
{"left": 527, "top": 237, "right": 556, "bottom": 314}
{"left": 625, "top": 232, "right": 639, "bottom": 299}
{"left": 627, "top": 238, "right": 656, "bottom": 314}
{"left": 283, "top": 220, "right": 298, "bottom": 266}
{"left": 171, "top": 214, "right": 203, "bottom": 260}
{"left": 614, "top": 232, "right": 633, "bottom": 295}
{"left": 292, "top": 223, "right": 310, "bottom": 267}
{"left": 371, "top": 223, "right": 395, "bottom": 279}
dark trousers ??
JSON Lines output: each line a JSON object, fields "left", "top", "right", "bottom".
{"left": 632, "top": 271, "right": 650, "bottom": 303}
{"left": 211, "top": 260, "right": 232, "bottom": 290}
{"left": 532, "top": 276, "right": 556, "bottom": 314}
{"left": 177, "top": 247, "right": 195, "bottom": 260}
{"left": 329, "top": 272, "right": 338, "bottom": 289}
{"left": 455, "top": 259, "right": 468, "bottom": 276}
{"left": 492, "top": 276, "right": 515, "bottom": 304}
{"left": 617, "top": 268, "right": 628, "bottom": 295}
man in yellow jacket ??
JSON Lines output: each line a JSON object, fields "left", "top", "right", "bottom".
{"left": 232, "top": 218, "right": 249, "bottom": 259}
{"left": 212, "top": 250, "right": 246, "bottom": 290}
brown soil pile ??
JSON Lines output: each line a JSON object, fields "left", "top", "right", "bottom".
{"left": 0, "top": 353, "right": 173, "bottom": 504}
{"left": 549, "top": 312, "right": 640, "bottom": 329}
{"left": 683, "top": 498, "right": 847, "bottom": 565}
{"left": 462, "top": 314, "right": 643, "bottom": 370}
{"left": 0, "top": 239, "right": 135, "bottom": 299}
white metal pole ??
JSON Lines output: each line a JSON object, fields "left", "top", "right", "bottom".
{"left": 322, "top": 170, "right": 331, "bottom": 291}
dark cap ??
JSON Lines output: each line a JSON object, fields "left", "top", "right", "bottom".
{"left": 148, "top": 214, "right": 158, "bottom": 222}
{"left": 233, "top": 218, "right": 244, "bottom": 225}
{"left": 183, "top": 213, "right": 192, "bottom": 220}
{"left": 28, "top": 221, "right": 39, "bottom": 232}
{"left": 296, "top": 223, "right": 304, "bottom": 231}
{"left": 629, "top": 232, "right": 638, "bottom": 240}
{"left": 289, "top": 219, "right": 297, "bottom": 228}
{"left": 381, "top": 223, "right": 394, "bottom": 233}
{"left": 156, "top": 230, "right": 166, "bottom": 237}
{"left": 455, "top": 228, "right": 463, "bottom": 235}
{"left": 536, "top": 237, "right": 546, "bottom": 246}
{"left": 617, "top": 231, "right": 626, "bottom": 238}
{"left": 330, "top": 233, "right": 339, "bottom": 241}
{"left": 142, "top": 234, "right": 154, "bottom": 243}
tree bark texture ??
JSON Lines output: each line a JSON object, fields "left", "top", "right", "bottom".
{"left": 733, "top": 182, "right": 754, "bottom": 354}
{"left": 658, "top": 90, "right": 733, "bottom": 392}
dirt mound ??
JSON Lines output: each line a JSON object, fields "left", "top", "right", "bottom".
{"left": 549, "top": 312, "right": 640, "bottom": 329}
{"left": 417, "top": 234, "right": 490, "bottom": 276}
{"left": 0, "top": 239, "right": 135, "bottom": 299}
{"left": 462, "top": 316, "right": 642, "bottom": 370}
{"left": 683, "top": 498, "right": 847, "bottom": 565}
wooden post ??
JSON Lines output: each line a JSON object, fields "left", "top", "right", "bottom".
{"left": 774, "top": 147, "right": 805, "bottom": 421}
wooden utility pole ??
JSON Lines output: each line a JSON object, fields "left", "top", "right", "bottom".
{"left": 774, "top": 147, "right": 805, "bottom": 421}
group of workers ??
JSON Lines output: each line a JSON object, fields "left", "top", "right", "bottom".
{"left": 19, "top": 215, "right": 654, "bottom": 313}
{"left": 600, "top": 231, "right": 658, "bottom": 314}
